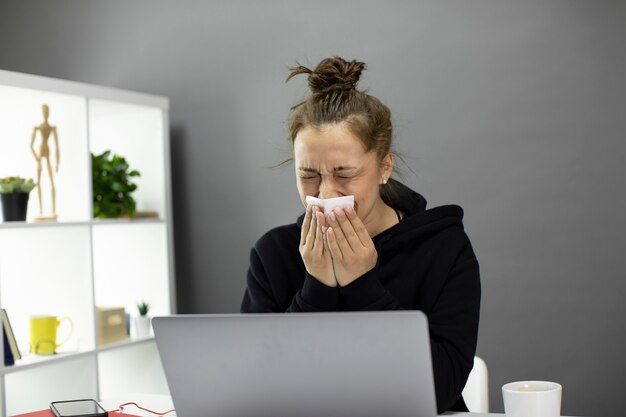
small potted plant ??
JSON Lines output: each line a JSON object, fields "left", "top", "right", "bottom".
{"left": 0, "top": 177, "right": 36, "bottom": 222}
{"left": 92, "top": 150, "right": 141, "bottom": 219}
{"left": 134, "top": 299, "right": 151, "bottom": 338}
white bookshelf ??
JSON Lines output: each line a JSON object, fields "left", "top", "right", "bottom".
{"left": 0, "top": 69, "right": 175, "bottom": 416}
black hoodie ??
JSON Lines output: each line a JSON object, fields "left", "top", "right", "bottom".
{"left": 241, "top": 180, "right": 481, "bottom": 413}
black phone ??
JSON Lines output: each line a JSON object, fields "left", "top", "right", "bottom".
{"left": 50, "top": 399, "right": 108, "bottom": 417}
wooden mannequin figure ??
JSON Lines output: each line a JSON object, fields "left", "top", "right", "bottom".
{"left": 30, "top": 104, "right": 60, "bottom": 221}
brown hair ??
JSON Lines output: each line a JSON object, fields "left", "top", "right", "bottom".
{"left": 287, "top": 56, "right": 399, "bottom": 204}
{"left": 287, "top": 56, "right": 393, "bottom": 161}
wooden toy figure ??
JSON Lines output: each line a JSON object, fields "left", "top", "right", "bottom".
{"left": 30, "top": 103, "right": 60, "bottom": 220}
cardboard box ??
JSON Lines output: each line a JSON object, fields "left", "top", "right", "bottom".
{"left": 96, "top": 307, "right": 128, "bottom": 345}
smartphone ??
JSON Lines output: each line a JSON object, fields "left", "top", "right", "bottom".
{"left": 50, "top": 399, "right": 107, "bottom": 417}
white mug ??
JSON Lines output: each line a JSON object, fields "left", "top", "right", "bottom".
{"left": 502, "top": 381, "right": 562, "bottom": 417}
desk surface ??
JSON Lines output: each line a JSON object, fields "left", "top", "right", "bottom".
{"left": 100, "top": 394, "right": 580, "bottom": 417}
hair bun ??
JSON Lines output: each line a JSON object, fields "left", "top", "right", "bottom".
{"left": 287, "top": 56, "right": 366, "bottom": 95}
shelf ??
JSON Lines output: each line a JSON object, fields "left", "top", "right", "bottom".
{"left": 0, "top": 220, "right": 90, "bottom": 229}
{"left": 0, "top": 218, "right": 165, "bottom": 229}
{"left": 89, "top": 98, "right": 167, "bottom": 217}
{"left": 0, "top": 83, "right": 90, "bottom": 222}
{"left": 92, "top": 222, "right": 170, "bottom": 316}
{"left": 98, "top": 340, "right": 169, "bottom": 399}
{"left": 5, "top": 355, "right": 98, "bottom": 416}
{"left": 0, "top": 68, "right": 173, "bottom": 416}
{"left": 0, "top": 337, "right": 157, "bottom": 375}
{"left": 91, "top": 217, "right": 165, "bottom": 225}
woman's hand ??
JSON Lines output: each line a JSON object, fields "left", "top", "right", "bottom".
{"left": 299, "top": 205, "right": 337, "bottom": 287}
{"left": 325, "top": 206, "right": 378, "bottom": 287}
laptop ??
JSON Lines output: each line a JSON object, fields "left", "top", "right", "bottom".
{"left": 152, "top": 311, "right": 437, "bottom": 417}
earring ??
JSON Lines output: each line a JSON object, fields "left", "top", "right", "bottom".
{"left": 383, "top": 179, "right": 388, "bottom": 185}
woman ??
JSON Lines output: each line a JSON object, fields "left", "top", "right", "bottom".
{"left": 241, "top": 56, "right": 481, "bottom": 413}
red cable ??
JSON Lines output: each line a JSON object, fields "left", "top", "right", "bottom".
{"left": 114, "top": 401, "right": 176, "bottom": 416}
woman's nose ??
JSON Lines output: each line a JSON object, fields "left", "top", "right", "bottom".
{"left": 318, "top": 176, "right": 341, "bottom": 199}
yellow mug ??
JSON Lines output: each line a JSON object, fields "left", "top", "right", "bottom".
{"left": 29, "top": 315, "right": 74, "bottom": 355}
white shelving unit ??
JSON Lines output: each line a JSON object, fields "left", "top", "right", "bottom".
{"left": 0, "top": 69, "right": 175, "bottom": 416}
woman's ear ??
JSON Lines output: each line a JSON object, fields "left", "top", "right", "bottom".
{"left": 380, "top": 153, "right": 394, "bottom": 182}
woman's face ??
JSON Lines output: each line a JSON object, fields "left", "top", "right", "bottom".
{"left": 293, "top": 122, "right": 393, "bottom": 223}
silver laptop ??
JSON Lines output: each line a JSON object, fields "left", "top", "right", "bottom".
{"left": 152, "top": 311, "right": 437, "bottom": 417}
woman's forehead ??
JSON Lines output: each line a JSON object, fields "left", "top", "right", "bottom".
{"left": 294, "top": 124, "right": 368, "bottom": 157}
{"left": 294, "top": 142, "right": 374, "bottom": 168}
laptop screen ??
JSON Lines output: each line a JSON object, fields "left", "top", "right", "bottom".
{"left": 153, "top": 311, "right": 437, "bottom": 417}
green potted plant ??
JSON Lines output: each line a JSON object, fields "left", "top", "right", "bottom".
{"left": 0, "top": 177, "right": 36, "bottom": 222}
{"left": 92, "top": 150, "right": 141, "bottom": 219}
{"left": 134, "top": 299, "right": 151, "bottom": 338}
{"left": 137, "top": 300, "right": 150, "bottom": 317}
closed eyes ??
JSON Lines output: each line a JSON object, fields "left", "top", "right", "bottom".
{"left": 297, "top": 167, "right": 359, "bottom": 180}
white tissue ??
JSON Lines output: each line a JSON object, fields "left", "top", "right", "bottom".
{"left": 305, "top": 195, "right": 354, "bottom": 215}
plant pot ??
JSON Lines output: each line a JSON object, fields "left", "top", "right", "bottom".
{"left": 1, "top": 192, "right": 30, "bottom": 221}
{"left": 133, "top": 316, "right": 152, "bottom": 338}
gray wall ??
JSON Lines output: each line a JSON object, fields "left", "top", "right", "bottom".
{"left": 1, "top": 1, "right": 624, "bottom": 415}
